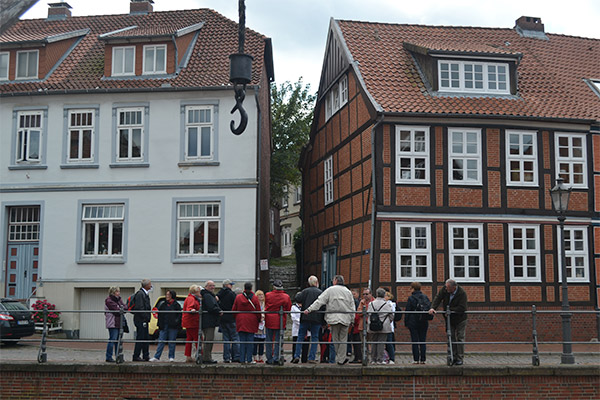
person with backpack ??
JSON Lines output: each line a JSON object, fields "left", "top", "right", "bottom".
{"left": 366, "top": 288, "right": 394, "bottom": 364}
{"left": 131, "top": 279, "right": 152, "bottom": 362}
{"left": 404, "top": 281, "right": 433, "bottom": 364}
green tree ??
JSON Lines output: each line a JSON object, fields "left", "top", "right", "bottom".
{"left": 270, "top": 78, "right": 315, "bottom": 206}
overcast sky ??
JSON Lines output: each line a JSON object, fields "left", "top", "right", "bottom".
{"left": 22, "top": 0, "right": 600, "bottom": 93}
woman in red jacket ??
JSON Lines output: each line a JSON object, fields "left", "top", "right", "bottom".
{"left": 182, "top": 284, "right": 201, "bottom": 363}
{"left": 232, "top": 282, "right": 261, "bottom": 364}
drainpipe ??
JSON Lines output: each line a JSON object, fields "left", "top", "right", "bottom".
{"left": 368, "top": 114, "right": 384, "bottom": 290}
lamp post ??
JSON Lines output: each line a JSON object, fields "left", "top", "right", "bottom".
{"left": 549, "top": 177, "right": 575, "bottom": 364}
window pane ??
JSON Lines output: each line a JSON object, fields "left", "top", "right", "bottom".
{"left": 201, "top": 127, "right": 211, "bottom": 156}
{"left": 29, "top": 131, "right": 40, "bottom": 159}
{"left": 82, "top": 130, "right": 92, "bottom": 158}
{"left": 17, "top": 52, "right": 27, "bottom": 77}
{"left": 188, "top": 127, "right": 198, "bottom": 157}
{"left": 193, "top": 221, "right": 204, "bottom": 254}
{"left": 179, "top": 222, "right": 190, "bottom": 254}
{"left": 144, "top": 47, "right": 154, "bottom": 72}
{"left": 156, "top": 47, "right": 165, "bottom": 71}
{"left": 70, "top": 131, "right": 79, "bottom": 159}
{"left": 119, "top": 129, "right": 129, "bottom": 158}
{"left": 208, "top": 221, "right": 218, "bottom": 254}
{"left": 112, "top": 223, "right": 122, "bottom": 255}
{"left": 114, "top": 49, "right": 123, "bottom": 74}
{"left": 132, "top": 129, "right": 142, "bottom": 158}
{"left": 98, "top": 223, "right": 109, "bottom": 254}
{"left": 124, "top": 48, "right": 134, "bottom": 73}
{"left": 84, "top": 223, "right": 95, "bottom": 254}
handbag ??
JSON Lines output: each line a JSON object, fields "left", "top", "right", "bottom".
{"left": 122, "top": 318, "right": 130, "bottom": 333}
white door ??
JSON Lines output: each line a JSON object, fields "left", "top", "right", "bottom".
{"left": 79, "top": 288, "right": 134, "bottom": 340}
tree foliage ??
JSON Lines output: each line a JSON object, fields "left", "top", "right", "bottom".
{"left": 270, "top": 78, "right": 315, "bottom": 206}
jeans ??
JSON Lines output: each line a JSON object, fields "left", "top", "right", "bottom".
{"left": 133, "top": 320, "right": 149, "bottom": 359}
{"left": 451, "top": 319, "right": 467, "bottom": 362}
{"left": 265, "top": 328, "right": 282, "bottom": 362}
{"left": 293, "top": 322, "right": 320, "bottom": 361}
{"left": 154, "top": 327, "right": 178, "bottom": 360}
{"left": 238, "top": 331, "right": 254, "bottom": 363}
{"left": 408, "top": 324, "right": 428, "bottom": 362}
{"left": 106, "top": 328, "right": 119, "bottom": 360}
{"left": 330, "top": 324, "right": 349, "bottom": 363}
{"left": 385, "top": 332, "right": 396, "bottom": 362}
{"left": 253, "top": 338, "right": 265, "bottom": 356}
{"left": 220, "top": 322, "right": 240, "bottom": 362}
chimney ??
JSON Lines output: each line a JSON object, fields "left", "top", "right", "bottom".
{"left": 130, "top": 0, "right": 154, "bottom": 15}
{"left": 514, "top": 16, "right": 548, "bottom": 40}
{"left": 47, "top": 2, "right": 72, "bottom": 20}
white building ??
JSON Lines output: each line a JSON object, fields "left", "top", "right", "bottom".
{"left": 0, "top": 1, "right": 273, "bottom": 338}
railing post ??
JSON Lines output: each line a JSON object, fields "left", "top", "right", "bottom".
{"left": 531, "top": 305, "right": 540, "bottom": 366}
{"left": 37, "top": 304, "right": 48, "bottom": 363}
{"left": 445, "top": 305, "right": 453, "bottom": 366}
{"left": 196, "top": 295, "right": 203, "bottom": 365}
{"left": 116, "top": 307, "right": 125, "bottom": 364}
{"left": 361, "top": 305, "right": 368, "bottom": 366}
{"left": 278, "top": 306, "right": 284, "bottom": 365}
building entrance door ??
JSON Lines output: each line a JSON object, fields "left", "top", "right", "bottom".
{"left": 5, "top": 207, "right": 40, "bottom": 298}
{"left": 322, "top": 247, "right": 337, "bottom": 288}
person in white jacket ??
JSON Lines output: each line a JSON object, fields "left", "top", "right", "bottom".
{"left": 304, "top": 275, "right": 354, "bottom": 365}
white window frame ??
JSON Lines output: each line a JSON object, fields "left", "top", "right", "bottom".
{"left": 340, "top": 75, "right": 348, "bottom": 105}
{"left": 448, "top": 128, "right": 482, "bottom": 185}
{"left": 184, "top": 105, "right": 214, "bottom": 161}
{"left": 558, "top": 227, "right": 589, "bottom": 283}
{"left": 81, "top": 204, "right": 125, "bottom": 258}
{"left": 438, "top": 60, "right": 510, "bottom": 94}
{"left": 396, "top": 222, "right": 432, "bottom": 282}
{"left": 15, "top": 50, "right": 38, "bottom": 80}
{"left": 506, "top": 130, "right": 538, "bottom": 186}
{"left": 143, "top": 44, "right": 166, "bottom": 75}
{"left": 325, "top": 74, "right": 348, "bottom": 121}
{"left": 449, "top": 224, "right": 484, "bottom": 282}
{"left": 16, "top": 111, "right": 43, "bottom": 164}
{"left": 112, "top": 46, "right": 135, "bottom": 76}
{"left": 116, "top": 107, "right": 144, "bottom": 162}
{"left": 509, "top": 224, "right": 540, "bottom": 282}
{"left": 67, "top": 109, "right": 95, "bottom": 163}
{"left": 324, "top": 156, "right": 333, "bottom": 206}
{"left": 282, "top": 186, "right": 288, "bottom": 208}
{"left": 555, "top": 132, "right": 587, "bottom": 188}
{"left": 396, "top": 125, "right": 430, "bottom": 184}
{"left": 294, "top": 186, "right": 302, "bottom": 204}
{"left": 0, "top": 52, "right": 9, "bottom": 80}
{"left": 176, "top": 202, "right": 221, "bottom": 258}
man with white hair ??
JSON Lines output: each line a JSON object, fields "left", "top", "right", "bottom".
{"left": 132, "top": 279, "right": 152, "bottom": 362}
{"left": 291, "top": 275, "right": 323, "bottom": 364}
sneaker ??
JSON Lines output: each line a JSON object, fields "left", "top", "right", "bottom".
{"left": 249, "top": 360, "right": 256, "bottom": 364}
{"left": 420, "top": 361, "right": 426, "bottom": 364}
{"left": 388, "top": 360, "right": 395, "bottom": 365}
{"left": 413, "top": 361, "right": 420, "bottom": 364}
{"left": 149, "top": 357, "right": 159, "bottom": 362}
{"left": 291, "top": 357, "right": 300, "bottom": 364}
{"left": 169, "top": 358, "right": 175, "bottom": 362}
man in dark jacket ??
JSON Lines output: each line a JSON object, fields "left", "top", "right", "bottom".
{"left": 201, "top": 280, "right": 222, "bottom": 363}
{"left": 429, "top": 279, "right": 468, "bottom": 365}
{"left": 132, "top": 279, "right": 152, "bottom": 362}
{"left": 217, "top": 279, "right": 240, "bottom": 363}
{"left": 291, "top": 275, "right": 323, "bottom": 364}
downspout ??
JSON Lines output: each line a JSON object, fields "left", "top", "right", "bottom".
{"left": 255, "top": 90, "right": 262, "bottom": 289}
{"left": 368, "top": 114, "right": 385, "bottom": 290}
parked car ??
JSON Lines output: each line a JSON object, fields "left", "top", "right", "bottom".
{"left": 0, "top": 298, "right": 35, "bottom": 344}
{"left": 148, "top": 295, "right": 187, "bottom": 339}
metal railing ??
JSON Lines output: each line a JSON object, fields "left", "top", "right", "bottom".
{"left": 7, "top": 305, "right": 599, "bottom": 366}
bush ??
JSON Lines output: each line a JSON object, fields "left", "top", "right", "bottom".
{"left": 31, "top": 299, "right": 60, "bottom": 324}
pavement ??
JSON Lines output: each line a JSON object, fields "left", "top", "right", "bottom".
{"left": 1, "top": 334, "right": 599, "bottom": 366}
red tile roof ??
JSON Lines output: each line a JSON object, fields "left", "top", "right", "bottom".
{"left": 336, "top": 20, "right": 600, "bottom": 122}
{"left": 0, "top": 9, "right": 268, "bottom": 94}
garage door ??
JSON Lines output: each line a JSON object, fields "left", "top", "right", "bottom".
{"left": 79, "top": 288, "right": 135, "bottom": 340}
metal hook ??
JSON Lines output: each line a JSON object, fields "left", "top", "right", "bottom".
{"left": 230, "top": 83, "right": 248, "bottom": 135}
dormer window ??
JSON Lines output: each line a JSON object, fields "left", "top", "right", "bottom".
{"left": 0, "top": 52, "right": 8, "bottom": 80}
{"left": 112, "top": 46, "right": 135, "bottom": 76}
{"left": 438, "top": 60, "right": 509, "bottom": 94}
{"left": 16, "top": 50, "right": 38, "bottom": 80}
{"left": 143, "top": 44, "right": 166, "bottom": 74}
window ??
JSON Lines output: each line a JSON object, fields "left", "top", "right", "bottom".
{"left": 112, "top": 46, "right": 135, "bottom": 76}
{"left": 281, "top": 226, "right": 292, "bottom": 256}
{"left": 325, "top": 75, "right": 348, "bottom": 121}
{"left": 185, "top": 106, "right": 213, "bottom": 160}
{"left": 507, "top": 130, "right": 537, "bottom": 185}
{"left": 0, "top": 52, "right": 9, "bottom": 80}
{"left": 117, "top": 108, "right": 143, "bottom": 162}
{"left": 560, "top": 227, "right": 588, "bottom": 282}
{"left": 295, "top": 186, "right": 302, "bottom": 204}
{"left": 16, "top": 111, "right": 43, "bottom": 163}
{"left": 396, "top": 223, "right": 431, "bottom": 281}
{"left": 82, "top": 204, "right": 124, "bottom": 258}
{"left": 555, "top": 133, "right": 587, "bottom": 187}
{"left": 324, "top": 156, "right": 333, "bottom": 205}
{"left": 325, "top": 94, "right": 332, "bottom": 120}
{"left": 143, "top": 45, "right": 166, "bottom": 74}
{"left": 282, "top": 186, "right": 288, "bottom": 208}
{"left": 449, "top": 224, "right": 484, "bottom": 282}
{"left": 449, "top": 128, "right": 481, "bottom": 184}
{"left": 396, "top": 125, "right": 429, "bottom": 183}
{"left": 68, "top": 110, "right": 94, "bottom": 162}
{"left": 438, "top": 60, "right": 510, "bottom": 94}
{"left": 8, "top": 207, "right": 40, "bottom": 241}
{"left": 16, "top": 50, "right": 38, "bottom": 80}
{"left": 340, "top": 75, "right": 348, "bottom": 104}
{"left": 509, "top": 225, "right": 540, "bottom": 282}
{"left": 177, "top": 202, "right": 220, "bottom": 257}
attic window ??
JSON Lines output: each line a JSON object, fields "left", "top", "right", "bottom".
{"left": 0, "top": 52, "right": 8, "bottom": 80}
{"left": 325, "top": 74, "right": 348, "bottom": 120}
{"left": 438, "top": 60, "right": 509, "bottom": 94}
{"left": 143, "top": 45, "right": 166, "bottom": 75}
{"left": 112, "top": 46, "right": 135, "bottom": 76}
{"left": 16, "top": 50, "right": 38, "bottom": 80}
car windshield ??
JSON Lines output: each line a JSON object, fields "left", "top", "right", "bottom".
{"left": 155, "top": 298, "right": 184, "bottom": 308}
{"left": 2, "top": 302, "right": 29, "bottom": 311}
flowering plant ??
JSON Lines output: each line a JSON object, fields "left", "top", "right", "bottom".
{"left": 31, "top": 299, "right": 61, "bottom": 324}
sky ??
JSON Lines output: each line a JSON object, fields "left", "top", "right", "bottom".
{"left": 21, "top": 0, "right": 600, "bottom": 93}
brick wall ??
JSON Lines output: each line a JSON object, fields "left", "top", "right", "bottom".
{"left": 2, "top": 365, "right": 598, "bottom": 399}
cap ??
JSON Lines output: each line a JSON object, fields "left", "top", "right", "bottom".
{"left": 223, "top": 279, "right": 234, "bottom": 286}
{"left": 273, "top": 279, "right": 284, "bottom": 290}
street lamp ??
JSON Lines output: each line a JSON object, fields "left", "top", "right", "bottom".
{"left": 549, "top": 177, "right": 575, "bottom": 364}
